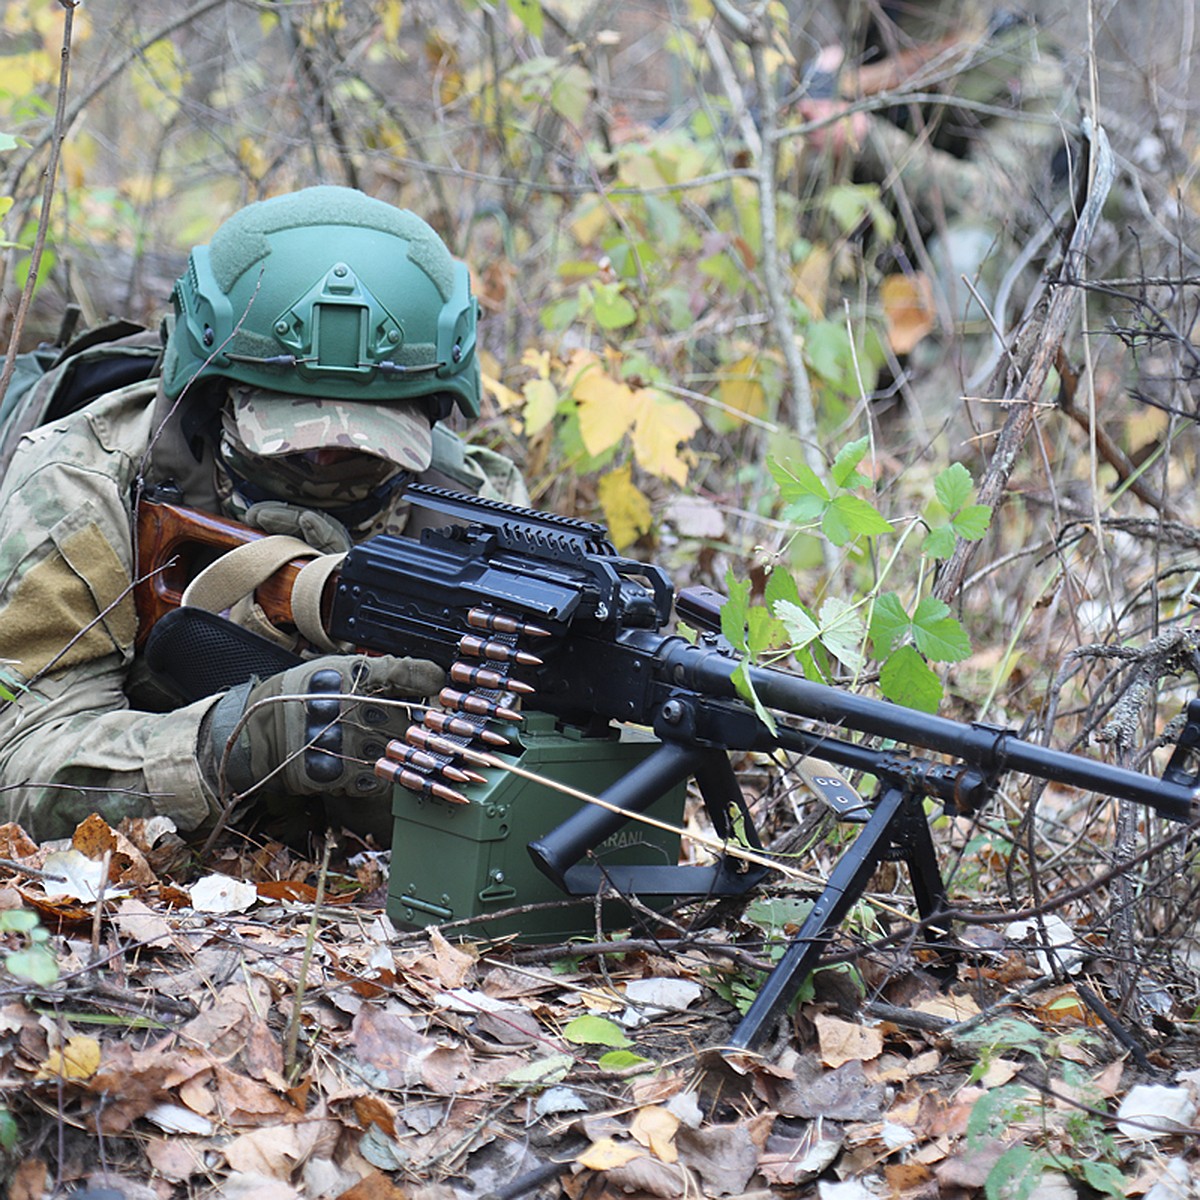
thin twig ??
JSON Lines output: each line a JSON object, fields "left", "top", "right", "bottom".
{"left": 0, "top": 2, "right": 78, "bottom": 409}
{"left": 284, "top": 837, "right": 332, "bottom": 1083}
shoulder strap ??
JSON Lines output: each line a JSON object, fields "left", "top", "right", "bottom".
{"left": 0, "top": 321, "right": 161, "bottom": 478}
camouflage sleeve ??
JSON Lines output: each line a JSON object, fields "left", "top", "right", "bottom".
{"left": 850, "top": 22, "right": 1077, "bottom": 222}
{"left": 0, "top": 383, "right": 222, "bottom": 841}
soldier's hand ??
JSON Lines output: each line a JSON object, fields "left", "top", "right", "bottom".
{"left": 207, "top": 654, "right": 445, "bottom": 798}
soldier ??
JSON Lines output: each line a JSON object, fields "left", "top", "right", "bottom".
{"left": 0, "top": 186, "right": 527, "bottom": 845}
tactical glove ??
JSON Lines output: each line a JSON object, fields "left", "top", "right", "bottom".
{"left": 207, "top": 654, "right": 444, "bottom": 799}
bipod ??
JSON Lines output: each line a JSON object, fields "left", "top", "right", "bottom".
{"left": 726, "top": 746, "right": 997, "bottom": 1053}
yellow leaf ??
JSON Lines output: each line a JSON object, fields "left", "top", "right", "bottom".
{"left": 378, "top": 0, "right": 404, "bottom": 43}
{"left": 1124, "top": 402, "right": 1168, "bottom": 450}
{"left": 570, "top": 197, "right": 611, "bottom": 247}
{"left": 576, "top": 1137, "right": 641, "bottom": 1171}
{"left": 237, "top": 137, "right": 269, "bottom": 184}
{"left": 522, "top": 377, "right": 559, "bottom": 435}
{"left": 880, "top": 272, "right": 937, "bottom": 354}
{"left": 794, "top": 243, "right": 832, "bottom": 318}
{"left": 631, "top": 390, "right": 700, "bottom": 486}
{"left": 598, "top": 465, "right": 652, "bottom": 550}
{"left": 132, "top": 39, "right": 188, "bottom": 120}
{"left": 520, "top": 348, "right": 552, "bottom": 379}
{"left": 482, "top": 371, "right": 523, "bottom": 413}
{"left": 120, "top": 174, "right": 173, "bottom": 207}
{"left": 716, "top": 355, "right": 767, "bottom": 426}
{"left": 37, "top": 1035, "right": 101, "bottom": 1081}
{"left": 572, "top": 360, "right": 639, "bottom": 457}
{"left": 630, "top": 1105, "right": 680, "bottom": 1163}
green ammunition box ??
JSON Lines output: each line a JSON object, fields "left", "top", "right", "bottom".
{"left": 387, "top": 714, "right": 687, "bottom": 940}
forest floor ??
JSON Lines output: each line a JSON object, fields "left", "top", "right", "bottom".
{"left": 1, "top": 800, "right": 1198, "bottom": 1200}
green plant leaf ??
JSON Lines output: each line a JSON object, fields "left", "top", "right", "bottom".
{"left": 934, "top": 462, "right": 974, "bottom": 512}
{"left": 985, "top": 1145, "right": 1044, "bottom": 1200}
{"left": 764, "top": 565, "right": 801, "bottom": 610}
{"left": 869, "top": 592, "right": 910, "bottom": 658}
{"left": 967, "top": 1085, "right": 1033, "bottom": 1144}
{"left": 957, "top": 1017, "right": 1045, "bottom": 1057}
{"left": 0, "top": 909, "right": 40, "bottom": 933}
{"left": 0, "top": 1107, "right": 16, "bottom": 1151}
{"left": 540, "top": 295, "right": 580, "bottom": 331}
{"left": 746, "top": 603, "right": 788, "bottom": 658}
{"left": 774, "top": 599, "right": 820, "bottom": 653}
{"left": 592, "top": 282, "right": 636, "bottom": 330}
{"left": 769, "top": 457, "right": 830, "bottom": 507}
{"left": 832, "top": 494, "right": 892, "bottom": 537}
{"left": 597, "top": 1049, "right": 652, "bottom": 1070}
{"left": 830, "top": 436, "right": 870, "bottom": 489}
{"left": 720, "top": 569, "right": 752, "bottom": 655}
{"left": 922, "top": 526, "right": 956, "bottom": 560}
{"left": 744, "top": 896, "right": 814, "bottom": 931}
{"left": 510, "top": 0, "right": 545, "bottom": 38}
{"left": 502, "top": 1053, "right": 573, "bottom": 1087}
{"left": 951, "top": 503, "right": 992, "bottom": 541}
{"left": 731, "top": 660, "right": 778, "bottom": 736}
{"left": 549, "top": 64, "right": 591, "bottom": 126}
{"left": 804, "top": 320, "right": 852, "bottom": 389}
{"left": 910, "top": 596, "right": 971, "bottom": 662}
{"left": 879, "top": 645, "right": 942, "bottom": 712}
{"left": 817, "top": 596, "right": 865, "bottom": 672}
{"left": 1077, "top": 1160, "right": 1126, "bottom": 1199}
{"left": 6, "top": 944, "right": 60, "bottom": 986}
{"left": 563, "top": 1014, "right": 632, "bottom": 1048}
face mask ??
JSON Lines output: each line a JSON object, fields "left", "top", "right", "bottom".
{"left": 218, "top": 409, "right": 400, "bottom": 505}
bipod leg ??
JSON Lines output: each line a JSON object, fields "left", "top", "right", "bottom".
{"left": 895, "top": 793, "right": 957, "bottom": 980}
{"left": 726, "top": 785, "right": 908, "bottom": 1052}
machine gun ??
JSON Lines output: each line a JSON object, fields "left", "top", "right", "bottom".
{"left": 135, "top": 483, "right": 1200, "bottom": 1051}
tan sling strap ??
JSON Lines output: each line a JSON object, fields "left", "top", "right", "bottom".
{"left": 179, "top": 535, "right": 346, "bottom": 654}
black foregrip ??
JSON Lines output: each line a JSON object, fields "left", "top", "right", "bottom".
{"left": 527, "top": 740, "right": 699, "bottom": 888}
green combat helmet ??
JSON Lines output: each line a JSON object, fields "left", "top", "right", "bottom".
{"left": 161, "top": 186, "right": 480, "bottom": 417}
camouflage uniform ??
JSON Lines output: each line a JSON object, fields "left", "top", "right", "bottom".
{"left": 849, "top": 6, "right": 1078, "bottom": 231}
{"left": 0, "top": 373, "right": 527, "bottom": 841}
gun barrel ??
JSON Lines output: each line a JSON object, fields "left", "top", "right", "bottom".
{"left": 657, "top": 640, "right": 1200, "bottom": 822}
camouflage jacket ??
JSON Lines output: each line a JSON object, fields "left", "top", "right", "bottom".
{"left": 0, "top": 378, "right": 527, "bottom": 841}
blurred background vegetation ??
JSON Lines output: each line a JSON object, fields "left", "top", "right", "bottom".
{"left": 3, "top": 0, "right": 1200, "bottom": 1008}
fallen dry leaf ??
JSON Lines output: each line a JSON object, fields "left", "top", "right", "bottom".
{"left": 577, "top": 1137, "right": 642, "bottom": 1171}
{"left": 0, "top": 823, "right": 38, "bottom": 860}
{"left": 189, "top": 873, "right": 258, "bottom": 913}
{"left": 72, "top": 812, "right": 158, "bottom": 887}
{"left": 7, "top": 1159, "right": 48, "bottom": 1200}
{"left": 815, "top": 1013, "right": 885, "bottom": 1068}
{"left": 675, "top": 1115, "right": 771, "bottom": 1196}
{"left": 144, "top": 1136, "right": 211, "bottom": 1183}
{"left": 910, "top": 992, "right": 981, "bottom": 1022}
{"left": 630, "top": 1105, "right": 681, "bottom": 1163}
{"left": 352, "top": 1093, "right": 400, "bottom": 1137}
{"left": 223, "top": 1126, "right": 303, "bottom": 1177}
{"left": 934, "top": 1138, "right": 1008, "bottom": 1188}
{"left": 335, "top": 1170, "right": 411, "bottom": 1200}
{"left": 112, "top": 896, "right": 176, "bottom": 949}
{"left": 36, "top": 1034, "right": 101, "bottom": 1080}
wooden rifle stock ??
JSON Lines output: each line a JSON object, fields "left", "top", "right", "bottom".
{"left": 133, "top": 497, "right": 318, "bottom": 647}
